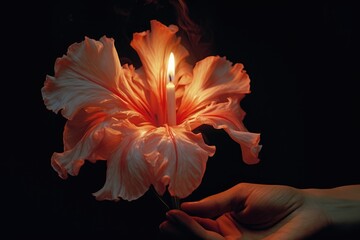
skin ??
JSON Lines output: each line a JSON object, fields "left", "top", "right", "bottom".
{"left": 159, "top": 183, "right": 360, "bottom": 240}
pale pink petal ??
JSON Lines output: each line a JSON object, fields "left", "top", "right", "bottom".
{"left": 184, "top": 99, "right": 261, "bottom": 164}
{"left": 142, "top": 126, "right": 215, "bottom": 198}
{"left": 62, "top": 107, "right": 142, "bottom": 156}
{"left": 44, "top": 19, "right": 262, "bottom": 204}
{"left": 227, "top": 130, "right": 262, "bottom": 165}
{"left": 93, "top": 121, "right": 154, "bottom": 201}
{"left": 178, "top": 56, "right": 250, "bottom": 123}
{"left": 42, "top": 36, "right": 129, "bottom": 119}
{"left": 51, "top": 109, "right": 122, "bottom": 179}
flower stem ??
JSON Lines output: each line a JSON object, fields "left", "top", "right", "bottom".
{"left": 151, "top": 186, "right": 170, "bottom": 211}
{"left": 172, "top": 196, "right": 180, "bottom": 209}
{"left": 150, "top": 186, "right": 181, "bottom": 210}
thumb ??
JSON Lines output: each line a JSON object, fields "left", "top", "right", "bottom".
{"left": 181, "top": 183, "right": 251, "bottom": 218}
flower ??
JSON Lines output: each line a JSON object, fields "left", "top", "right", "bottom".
{"left": 42, "top": 20, "right": 262, "bottom": 201}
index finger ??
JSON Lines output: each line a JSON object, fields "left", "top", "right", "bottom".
{"left": 166, "top": 210, "right": 224, "bottom": 240}
{"left": 181, "top": 183, "right": 255, "bottom": 218}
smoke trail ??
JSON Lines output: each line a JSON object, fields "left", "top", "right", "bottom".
{"left": 112, "top": 0, "right": 214, "bottom": 65}
{"left": 169, "top": 0, "right": 214, "bottom": 63}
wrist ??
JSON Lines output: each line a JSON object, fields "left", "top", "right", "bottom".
{"left": 303, "top": 185, "right": 360, "bottom": 232}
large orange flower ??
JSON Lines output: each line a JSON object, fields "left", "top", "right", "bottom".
{"left": 42, "top": 20, "right": 261, "bottom": 201}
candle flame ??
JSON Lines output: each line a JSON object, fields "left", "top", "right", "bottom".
{"left": 167, "top": 52, "right": 175, "bottom": 83}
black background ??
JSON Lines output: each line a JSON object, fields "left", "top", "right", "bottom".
{"left": 6, "top": 0, "right": 359, "bottom": 239}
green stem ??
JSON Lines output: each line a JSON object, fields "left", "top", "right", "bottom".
{"left": 151, "top": 186, "right": 181, "bottom": 210}
{"left": 172, "top": 196, "right": 180, "bottom": 209}
{"left": 151, "top": 186, "right": 170, "bottom": 211}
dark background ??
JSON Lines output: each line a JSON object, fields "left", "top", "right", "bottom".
{"left": 6, "top": 0, "right": 359, "bottom": 239}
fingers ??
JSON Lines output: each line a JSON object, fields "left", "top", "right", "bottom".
{"left": 192, "top": 216, "right": 220, "bottom": 232}
{"left": 160, "top": 220, "right": 190, "bottom": 240}
{"left": 167, "top": 210, "right": 208, "bottom": 237}
{"left": 181, "top": 183, "right": 253, "bottom": 218}
{"left": 160, "top": 210, "right": 224, "bottom": 240}
{"left": 180, "top": 192, "right": 234, "bottom": 218}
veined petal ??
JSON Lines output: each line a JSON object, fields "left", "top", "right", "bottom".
{"left": 185, "top": 99, "right": 261, "bottom": 164}
{"left": 143, "top": 126, "right": 215, "bottom": 198}
{"left": 44, "top": 19, "right": 262, "bottom": 204}
{"left": 93, "top": 121, "right": 154, "bottom": 201}
{"left": 42, "top": 36, "right": 129, "bottom": 119}
{"left": 63, "top": 108, "right": 107, "bottom": 152}
{"left": 51, "top": 109, "right": 122, "bottom": 179}
{"left": 130, "top": 20, "right": 192, "bottom": 125}
{"left": 227, "top": 130, "right": 262, "bottom": 165}
{"left": 130, "top": 20, "right": 191, "bottom": 87}
{"left": 63, "top": 107, "right": 142, "bottom": 155}
{"left": 178, "top": 56, "right": 250, "bottom": 122}
{"left": 62, "top": 36, "right": 121, "bottom": 90}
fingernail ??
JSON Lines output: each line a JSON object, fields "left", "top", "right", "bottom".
{"left": 180, "top": 201, "right": 194, "bottom": 209}
{"left": 159, "top": 221, "right": 165, "bottom": 231}
{"left": 166, "top": 211, "right": 177, "bottom": 222}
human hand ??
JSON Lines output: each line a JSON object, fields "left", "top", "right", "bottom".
{"left": 159, "top": 183, "right": 330, "bottom": 240}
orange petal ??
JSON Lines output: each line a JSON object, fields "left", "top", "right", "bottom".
{"left": 93, "top": 121, "right": 154, "bottom": 201}
{"left": 185, "top": 98, "right": 261, "bottom": 165}
{"left": 143, "top": 126, "right": 215, "bottom": 198}
{"left": 130, "top": 20, "right": 192, "bottom": 124}
{"left": 130, "top": 20, "right": 191, "bottom": 87}
{"left": 51, "top": 110, "right": 122, "bottom": 179}
{"left": 178, "top": 56, "right": 250, "bottom": 122}
{"left": 42, "top": 36, "right": 127, "bottom": 119}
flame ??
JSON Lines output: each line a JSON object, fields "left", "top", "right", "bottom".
{"left": 167, "top": 52, "right": 175, "bottom": 83}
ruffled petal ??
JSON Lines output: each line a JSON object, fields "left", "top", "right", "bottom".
{"left": 93, "top": 121, "right": 154, "bottom": 201}
{"left": 131, "top": 20, "right": 191, "bottom": 86}
{"left": 178, "top": 56, "right": 250, "bottom": 123}
{"left": 44, "top": 19, "right": 262, "bottom": 204}
{"left": 42, "top": 36, "right": 129, "bottom": 119}
{"left": 143, "top": 126, "right": 215, "bottom": 198}
{"left": 185, "top": 98, "right": 261, "bottom": 164}
{"left": 130, "top": 20, "right": 192, "bottom": 125}
{"left": 51, "top": 109, "right": 122, "bottom": 179}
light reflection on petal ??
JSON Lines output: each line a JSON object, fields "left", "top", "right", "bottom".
{"left": 43, "top": 20, "right": 261, "bottom": 201}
